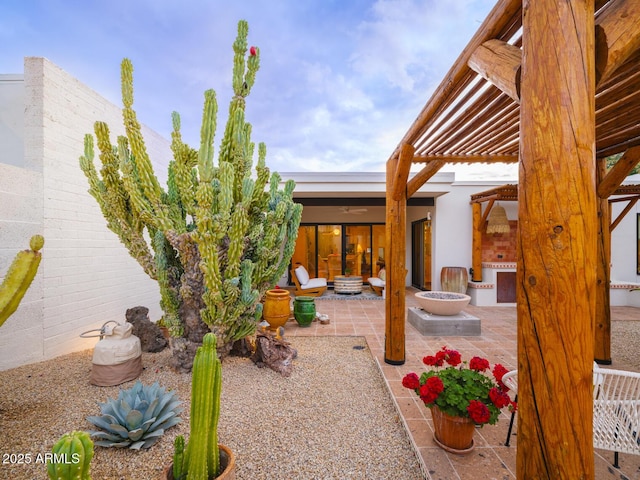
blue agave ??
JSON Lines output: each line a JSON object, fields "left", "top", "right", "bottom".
{"left": 86, "top": 381, "right": 182, "bottom": 449}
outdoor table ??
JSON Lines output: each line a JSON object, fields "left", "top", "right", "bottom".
{"left": 333, "top": 275, "right": 363, "bottom": 294}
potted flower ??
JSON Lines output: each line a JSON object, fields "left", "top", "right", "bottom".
{"left": 402, "top": 346, "right": 516, "bottom": 454}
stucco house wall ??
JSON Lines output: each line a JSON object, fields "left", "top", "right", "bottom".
{"left": 0, "top": 58, "right": 166, "bottom": 371}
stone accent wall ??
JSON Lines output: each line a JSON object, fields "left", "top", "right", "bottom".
{"left": 0, "top": 57, "right": 168, "bottom": 370}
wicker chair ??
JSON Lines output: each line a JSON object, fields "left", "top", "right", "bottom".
{"left": 504, "top": 364, "right": 640, "bottom": 469}
{"left": 290, "top": 265, "right": 327, "bottom": 297}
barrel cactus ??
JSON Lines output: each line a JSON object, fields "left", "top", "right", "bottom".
{"left": 47, "top": 430, "right": 93, "bottom": 480}
{"left": 86, "top": 381, "right": 182, "bottom": 449}
{"left": 79, "top": 20, "right": 302, "bottom": 370}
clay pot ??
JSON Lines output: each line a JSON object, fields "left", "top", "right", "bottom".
{"left": 262, "top": 288, "right": 291, "bottom": 331}
{"left": 430, "top": 406, "right": 475, "bottom": 454}
{"left": 162, "top": 444, "right": 236, "bottom": 479}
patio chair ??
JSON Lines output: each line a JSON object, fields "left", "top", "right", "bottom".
{"left": 367, "top": 268, "right": 386, "bottom": 296}
{"left": 593, "top": 363, "right": 640, "bottom": 468}
{"left": 503, "top": 364, "right": 640, "bottom": 469}
{"left": 290, "top": 265, "right": 327, "bottom": 297}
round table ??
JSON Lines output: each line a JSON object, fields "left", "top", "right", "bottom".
{"left": 333, "top": 275, "right": 363, "bottom": 294}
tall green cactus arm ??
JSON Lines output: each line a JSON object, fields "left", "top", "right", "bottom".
{"left": 120, "top": 59, "right": 176, "bottom": 233}
{"left": 80, "top": 133, "right": 157, "bottom": 279}
{"left": 171, "top": 111, "right": 199, "bottom": 218}
{"left": 0, "top": 235, "right": 44, "bottom": 328}
{"left": 47, "top": 430, "right": 93, "bottom": 480}
{"left": 181, "top": 333, "right": 222, "bottom": 479}
{"left": 120, "top": 58, "right": 164, "bottom": 205}
{"left": 198, "top": 89, "right": 218, "bottom": 184}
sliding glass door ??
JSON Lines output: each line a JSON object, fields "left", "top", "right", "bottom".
{"left": 291, "top": 223, "right": 385, "bottom": 283}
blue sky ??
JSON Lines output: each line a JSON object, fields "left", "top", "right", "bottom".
{"left": 1, "top": 0, "right": 517, "bottom": 180}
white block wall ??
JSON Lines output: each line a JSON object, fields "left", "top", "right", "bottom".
{"left": 0, "top": 57, "right": 169, "bottom": 370}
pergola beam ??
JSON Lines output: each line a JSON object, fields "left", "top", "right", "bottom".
{"left": 406, "top": 160, "right": 445, "bottom": 198}
{"left": 595, "top": 0, "right": 640, "bottom": 84}
{"left": 597, "top": 145, "right": 640, "bottom": 198}
{"left": 468, "top": 39, "right": 522, "bottom": 102}
{"left": 412, "top": 153, "right": 518, "bottom": 163}
{"left": 391, "top": 144, "right": 414, "bottom": 201}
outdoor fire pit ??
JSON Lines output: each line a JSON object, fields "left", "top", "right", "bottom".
{"left": 414, "top": 291, "right": 471, "bottom": 316}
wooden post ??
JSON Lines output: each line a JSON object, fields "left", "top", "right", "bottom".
{"left": 471, "top": 202, "right": 483, "bottom": 282}
{"left": 518, "top": 0, "right": 595, "bottom": 478}
{"left": 385, "top": 155, "right": 406, "bottom": 365}
{"left": 595, "top": 159, "right": 612, "bottom": 364}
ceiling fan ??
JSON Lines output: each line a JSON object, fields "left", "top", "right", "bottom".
{"left": 339, "top": 206, "right": 368, "bottom": 215}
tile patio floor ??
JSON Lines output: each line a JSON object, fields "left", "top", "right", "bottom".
{"left": 282, "top": 286, "right": 640, "bottom": 480}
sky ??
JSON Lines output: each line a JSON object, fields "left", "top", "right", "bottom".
{"left": 1, "top": 0, "right": 518, "bottom": 181}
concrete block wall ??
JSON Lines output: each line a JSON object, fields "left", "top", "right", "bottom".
{"left": 0, "top": 57, "right": 169, "bottom": 370}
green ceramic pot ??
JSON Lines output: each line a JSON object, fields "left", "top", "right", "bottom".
{"left": 293, "top": 296, "right": 316, "bottom": 327}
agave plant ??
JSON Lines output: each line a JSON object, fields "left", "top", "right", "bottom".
{"left": 86, "top": 381, "right": 182, "bottom": 449}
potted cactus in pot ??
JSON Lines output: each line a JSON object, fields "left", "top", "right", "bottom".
{"left": 165, "top": 332, "right": 234, "bottom": 479}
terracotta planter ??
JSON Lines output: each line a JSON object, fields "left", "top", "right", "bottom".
{"left": 430, "top": 406, "right": 475, "bottom": 454}
{"left": 162, "top": 444, "right": 236, "bottom": 479}
{"left": 262, "top": 289, "right": 291, "bottom": 331}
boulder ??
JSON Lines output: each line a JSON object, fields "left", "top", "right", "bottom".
{"left": 125, "top": 306, "right": 168, "bottom": 353}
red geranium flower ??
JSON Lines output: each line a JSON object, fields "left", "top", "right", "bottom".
{"left": 423, "top": 355, "right": 438, "bottom": 366}
{"left": 402, "top": 372, "right": 420, "bottom": 390}
{"left": 467, "top": 400, "right": 491, "bottom": 424}
{"left": 419, "top": 384, "right": 439, "bottom": 404}
{"left": 489, "top": 387, "right": 511, "bottom": 408}
{"left": 469, "top": 356, "right": 490, "bottom": 372}
{"left": 492, "top": 364, "right": 510, "bottom": 391}
{"left": 434, "top": 350, "right": 447, "bottom": 366}
{"left": 425, "top": 376, "right": 444, "bottom": 394}
{"left": 445, "top": 349, "right": 462, "bottom": 366}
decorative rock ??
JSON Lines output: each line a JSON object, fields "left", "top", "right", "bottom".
{"left": 125, "top": 306, "right": 168, "bottom": 353}
{"left": 251, "top": 328, "right": 298, "bottom": 377}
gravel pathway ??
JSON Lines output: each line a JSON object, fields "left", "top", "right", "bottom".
{"left": 0, "top": 336, "right": 424, "bottom": 480}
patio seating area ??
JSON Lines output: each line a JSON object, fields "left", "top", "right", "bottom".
{"left": 284, "top": 287, "right": 640, "bottom": 480}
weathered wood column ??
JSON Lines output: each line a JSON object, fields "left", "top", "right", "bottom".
{"left": 517, "top": 0, "right": 595, "bottom": 478}
{"left": 595, "top": 159, "right": 612, "bottom": 364}
{"left": 384, "top": 150, "right": 408, "bottom": 365}
{"left": 471, "top": 202, "right": 483, "bottom": 282}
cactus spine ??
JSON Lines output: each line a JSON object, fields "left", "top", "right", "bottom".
{"left": 0, "top": 235, "right": 44, "bottom": 328}
{"left": 47, "top": 430, "right": 94, "bottom": 480}
{"left": 173, "top": 332, "right": 223, "bottom": 479}
{"left": 79, "top": 20, "right": 302, "bottom": 368}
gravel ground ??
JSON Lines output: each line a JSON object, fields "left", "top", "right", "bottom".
{"left": 0, "top": 336, "right": 424, "bottom": 480}
{"left": 611, "top": 320, "right": 640, "bottom": 371}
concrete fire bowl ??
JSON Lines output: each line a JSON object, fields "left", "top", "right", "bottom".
{"left": 414, "top": 291, "right": 471, "bottom": 316}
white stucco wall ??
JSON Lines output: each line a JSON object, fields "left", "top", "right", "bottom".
{"left": 0, "top": 57, "right": 168, "bottom": 370}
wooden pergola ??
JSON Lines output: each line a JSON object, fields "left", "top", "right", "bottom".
{"left": 384, "top": 0, "right": 640, "bottom": 478}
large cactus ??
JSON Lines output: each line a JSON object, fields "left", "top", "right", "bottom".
{"left": 79, "top": 20, "right": 302, "bottom": 370}
{"left": 0, "top": 235, "right": 44, "bottom": 328}
{"left": 172, "top": 332, "right": 223, "bottom": 479}
{"left": 47, "top": 430, "right": 94, "bottom": 480}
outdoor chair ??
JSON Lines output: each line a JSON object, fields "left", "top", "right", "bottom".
{"left": 503, "top": 363, "right": 640, "bottom": 469}
{"left": 291, "top": 265, "right": 327, "bottom": 297}
{"left": 367, "top": 268, "right": 386, "bottom": 296}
